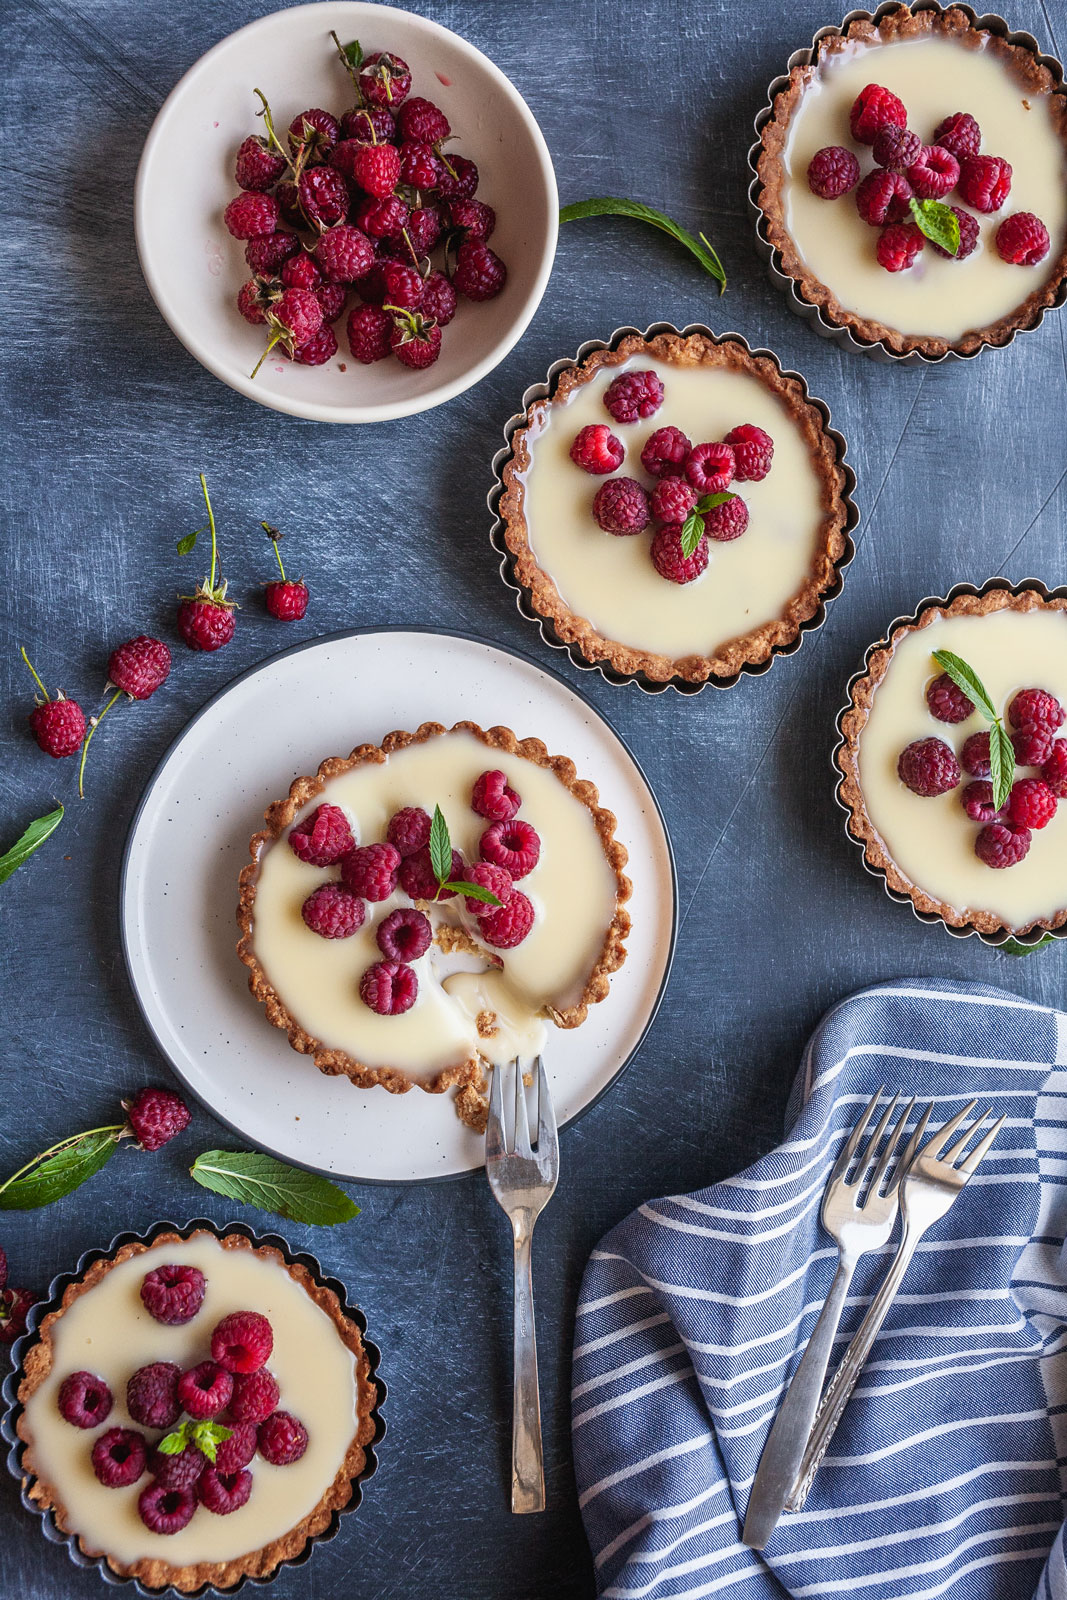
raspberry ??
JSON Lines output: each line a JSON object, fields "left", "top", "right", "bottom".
{"left": 472, "top": 771, "right": 521, "bottom": 822}
{"left": 276, "top": 181, "right": 302, "bottom": 228}
{"left": 448, "top": 198, "right": 495, "bottom": 241}
{"left": 399, "top": 844, "right": 463, "bottom": 900}
{"left": 420, "top": 270, "right": 457, "bottom": 325}
{"left": 341, "top": 105, "right": 396, "bottom": 143}
{"left": 931, "top": 207, "right": 980, "bottom": 260}
{"left": 958, "top": 153, "right": 1012, "bottom": 212}
{"left": 897, "top": 737, "right": 960, "bottom": 796}
{"left": 704, "top": 498, "right": 749, "bottom": 541}
{"left": 570, "top": 424, "right": 624, "bottom": 475}
{"left": 1044, "top": 740, "right": 1067, "bottom": 799}
{"left": 1007, "top": 778, "right": 1057, "bottom": 830}
{"left": 934, "top": 112, "right": 981, "bottom": 160}
{"left": 246, "top": 231, "right": 300, "bottom": 275}
{"left": 685, "top": 442, "right": 734, "bottom": 495}
{"left": 351, "top": 141, "right": 402, "bottom": 199}
{"left": 361, "top": 960, "right": 418, "bottom": 1015}
{"left": 257, "top": 1410, "right": 308, "bottom": 1466}
{"left": 281, "top": 253, "right": 322, "bottom": 292}
{"left": 996, "top": 212, "right": 1051, "bottom": 265}
{"left": 140, "top": 1263, "right": 205, "bottom": 1326}
{"left": 641, "top": 425, "right": 692, "bottom": 478}
{"left": 975, "top": 820, "right": 1031, "bottom": 868}
{"left": 480, "top": 890, "right": 535, "bottom": 949}
{"left": 0, "top": 1287, "right": 35, "bottom": 1344}
{"left": 359, "top": 51, "right": 412, "bottom": 109}
{"left": 389, "top": 312, "right": 442, "bottom": 369}
{"left": 398, "top": 97, "right": 450, "bottom": 145}
{"left": 315, "top": 224, "right": 374, "bottom": 285}
{"left": 961, "top": 731, "right": 992, "bottom": 777}
{"left": 871, "top": 125, "right": 922, "bottom": 171}
{"left": 649, "top": 478, "right": 697, "bottom": 523}
{"left": 368, "top": 260, "right": 424, "bottom": 308}
{"left": 316, "top": 283, "right": 347, "bottom": 323}
{"left": 400, "top": 141, "right": 441, "bottom": 190}
{"left": 125, "top": 1087, "right": 190, "bottom": 1152}
{"left": 382, "top": 808, "right": 428, "bottom": 859}
{"left": 342, "top": 841, "right": 401, "bottom": 900}
{"left": 293, "top": 325, "right": 338, "bottom": 366}
{"left": 177, "top": 1361, "right": 233, "bottom": 1420}
{"left": 329, "top": 138, "right": 369, "bottom": 182}
{"left": 288, "top": 107, "right": 340, "bottom": 159}
{"left": 29, "top": 697, "right": 85, "bottom": 758}
{"left": 850, "top": 84, "right": 907, "bottom": 144}
{"left": 856, "top": 169, "right": 913, "bottom": 226}
{"left": 298, "top": 165, "right": 349, "bottom": 228}
{"left": 237, "top": 279, "right": 270, "bottom": 325}
{"left": 198, "top": 1466, "right": 253, "bottom": 1515}
{"left": 347, "top": 303, "right": 393, "bottom": 363}
{"left": 603, "top": 370, "right": 665, "bottom": 424}
{"left": 273, "top": 286, "right": 324, "bottom": 347}
{"left": 0, "top": 1246, "right": 6, "bottom": 1288}
{"left": 1013, "top": 723, "right": 1055, "bottom": 767}
{"left": 452, "top": 240, "right": 507, "bottom": 301}
{"left": 58, "top": 1371, "right": 113, "bottom": 1429}
{"left": 148, "top": 1443, "right": 206, "bottom": 1491}
{"left": 403, "top": 204, "right": 443, "bottom": 257}
{"left": 108, "top": 635, "right": 171, "bottom": 699}
{"left": 235, "top": 135, "right": 286, "bottom": 192}
{"left": 435, "top": 154, "right": 478, "bottom": 199}
{"left": 355, "top": 194, "right": 410, "bottom": 240}
{"left": 288, "top": 804, "right": 354, "bottom": 867}
{"left": 724, "top": 424, "right": 774, "bottom": 483}
{"left": 224, "top": 191, "right": 280, "bottom": 240}
{"left": 178, "top": 599, "right": 236, "bottom": 652}
{"left": 211, "top": 1310, "right": 274, "bottom": 1374}
{"left": 807, "top": 145, "right": 861, "bottom": 197}
{"left": 877, "top": 222, "right": 925, "bottom": 272}
{"left": 480, "top": 819, "right": 541, "bottom": 878}
{"left": 92, "top": 1427, "right": 147, "bottom": 1488}
{"left": 229, "top": 1367, "right": 280, "bottom": 1425}
{"left": 651, "top": 523, "right": 709, "bottom": 584}
{"left": 138, "top": 1483, "right": 196, "bottom": 1534}
{"left": 960, "top": 781, "right": 1003, "bottom": 824}
{"left": 301, "top": 883, "right": 364, "bottom": 939}
{"left": 463, "top": 861, "right": 513, "bottom": 916}
{"left": 926, "top": 672, "right": 974, "bottom": 723}
{"left": 907, "top": 145, "right": 959, "bottom": 200}
{"left": 592, "top": 477, "right": 650, "bottom": 535}
{"left": 127, "top": 1362, "right": 181, "bottom": 1429}
{"left": 376, "top": 907, "right": 432, "bottom": 962}
{"left": 1010, "top": 688, "right": 1064, "bottom": 730}
{"left": 265, "top": 578, "right": 310, "bottom": 618}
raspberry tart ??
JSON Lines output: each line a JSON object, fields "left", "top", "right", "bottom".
{"left": 836, "top": 585, "right": 1067, "bottom": 938}
{"left": 237, "top": 722, "right": 631, "bottom": 1129}
{"left": 13, "top": 1227, "right": 380, "bottom": 1592}
{"left": 754, "top": 5, "right": 1067, "bottom": 358}
{"left": 496, "top": 329, "right": 852, "bottom": 687}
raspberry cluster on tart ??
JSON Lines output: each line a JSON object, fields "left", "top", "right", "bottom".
{"left": 237, "top": 721, "right": 631, "bottom": 1130}
{"left": 497, "top": 330, "right": 851, "bottom": 687}
{"left": 754, "top": 4, "right": 1067, "bottom": 358}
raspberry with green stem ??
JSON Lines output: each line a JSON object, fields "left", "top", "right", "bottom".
{"left": 20, "top": 647, "right": 87, "bottom": 759}
{"left": 262, "top": 522, "right": 309, "bottom": 620}
{"left": 176, "top": 474, "right": 239, "bottom": 652}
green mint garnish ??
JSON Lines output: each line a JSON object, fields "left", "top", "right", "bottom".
{"left": 1000, "top": 934, "right": 1056, "bottom": 957}
{"left": 680, "top": 492, "right": 737, "bottom": 560}
{"left": 189, "top": 1150, "right": 359, "bottom": 1226}
{"left": 428, "top": 805, "right": 502, "bottom": 906}
{"left": 909, "top": 198, "right": 960, "bottom": 256}
{"left": 0, "top": 1125, "right": 124, "bottom": 1211}
{"left": 560, "top": 198, "right": 726, "bottom": 293}
{"left": 932, "top": 649, "right": 1014, "bottom": 810}
{"left": 158, "top": 1419, "right": 233, "bottom": 1463}
{"left": 0, "top": 804, "right": 64, "bottom": 888}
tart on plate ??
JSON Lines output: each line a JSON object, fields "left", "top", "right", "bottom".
{"left": 836, "top": 586, "right": 1067, "bottom": 938}
{"left": 14, "top": 1228, "right": 379, "bottom": 1593}
{"left": 237, "top": 721, "right": 631, "bottom": 1130}
{"left": 496, "top": 329, "right": 851, "bottom": 687}
{"left": 754, "top": 4, "right": 1067, "bottom": 359}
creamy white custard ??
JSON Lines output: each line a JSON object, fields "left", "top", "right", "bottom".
{"left": 21, "top": 1235, "right": 359, "bottom": 1568}
{"left": 518, "top": 356, "right": 828, "bottom": 661}
{"left": 858, "top": 609, "right": 1067, "bottom": 927}
{"left": 249, "top": 730, "right": 621, "bottom": 1080}
{"left": 782, "top": 37, "right": 1067, "bottom": 341}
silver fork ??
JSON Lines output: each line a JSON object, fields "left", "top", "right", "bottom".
{"left": 486, "top": 1055, "right": 559, "bottom": 1515}
{"left": 742, "top": 1090, "right": 931, "bottom": 1550}
{"left": 786, "top": 1099, "right": 1005, "bottom": 1512}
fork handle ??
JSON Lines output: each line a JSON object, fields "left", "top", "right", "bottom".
{"left": 511, "top": 1222, "right": 546, "bottom": 1514}
{"left": 742, "top": 1254, "right": 856, "bottom": 1549}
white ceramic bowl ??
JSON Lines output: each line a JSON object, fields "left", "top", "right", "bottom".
{"left": 135, "top": 2, "right": 558, "bottom": 423}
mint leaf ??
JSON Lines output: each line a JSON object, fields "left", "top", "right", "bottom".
{"left": 909, "top": 197, "right": 959, "bottom": 256}
{"left": 157, "top": 1424, "right": 190, "bottom": 1456}
{"left": 190, "top": 1150, "right": 359, "bottom": 1226}
{"left": 0, "top": 805, "right": 64, "bottom": 888}
{"left": 0, "top": 1127, "right": 123, "bottom": 1211}
{"left": 989, "top": 721, "right": 1015, "bottom": 811}
{"left": 429, "top": 804, "right": 452, "bottom": 886}
{"left": 931, "top": 651, "right": 997, "bottom": 722}
{"left": 191, "top": 1420, "right": 232, "bottom": 1463}
{"left": 342, "top": 37, "right": 363, "bottom": 69}
{"left": 679, "top": 491, "right": 737, "bottom": 559}
{"left": 176, "top": 530, "right": 199, "bottom": 556}
{"left": 560, "top": 198, "right": 726, "bottom": 293}
{"left": 1000, "top": 934, "right": 1056, "bottom": 957}
{"left": 445, "top": 879, "right": 502, "bottom": 908}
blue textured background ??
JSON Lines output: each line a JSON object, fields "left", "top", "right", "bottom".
{"left": 2, "top": 0, "right": 1067, "bottom": 1596}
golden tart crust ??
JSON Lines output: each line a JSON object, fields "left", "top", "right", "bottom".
{"left": 755, "top": 5, "right": 1067, "bottom": 358}
{"left": 236, "top": 720, "right": 632, "bottom": 1120}
{"left": 836, "top": 587, "right": 1067, "bottom": 935}
{"left": 498, "top": 331, "right": 850, "bottom": 686}
{"left": 15, "top": 1230, "right": 378, "bottom": 1595}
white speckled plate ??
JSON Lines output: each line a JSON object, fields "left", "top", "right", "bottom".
{"left": 121, "top": 629, "right": 676, "bottom": 1183}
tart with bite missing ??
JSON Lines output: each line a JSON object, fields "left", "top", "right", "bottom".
{"left": 237, "top": 721, "right": 631, "bottom": 1130}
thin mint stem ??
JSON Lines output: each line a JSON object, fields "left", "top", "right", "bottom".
{"left": 0, "top": 1124, "right": 125, "bottom": 1198}
{"left": 199, "top": 474, "right": 218, "bottom": 593}
{"left": 19, "top": 646, "right": 50, "bottom": 702}
{"left": 78, "top": 688, "right": 122, "bottom": 799}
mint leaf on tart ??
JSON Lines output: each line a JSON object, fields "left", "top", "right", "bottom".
{"left": 429, "top": 805, "right": 502, "bottom": 906}
{"left": 0, "top": 1125, "right": 124, "bottom": 1210}
{"left": 680, "top": 491, "right": 737, "bottom": 559}
{"left": 932, "top": 650, "right": 997, "bottom": 721}
{"left": 932, "top": 649, "right": 1014, "bottom": 810}
{"left": 560, "top": 197, "right": 726, "bottom": 293}
{"left": 448, "top": 880, "right": 502, "bottom": 907}
{"left": 158, "top": 1418, "right": 233, "bottom": 1462}
{"left": 909, "top": 197, "right": 960, "bottom": 256}
{"left": 190, "top": 1150, "right": 359, "bottom": 1227}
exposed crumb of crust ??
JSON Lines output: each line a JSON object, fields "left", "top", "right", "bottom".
{"left": 16, "top": 1230, "right": 378, "bottom": 1593}
{"left": 499, "top": 331, "right": 849, "bottom": 684}
{"left": 476, "top": 1009, "right": 498, "bottom": 1039}
{"left": 435, "top": 923, "right": 493, "bottom": 960}
{"left": 755, "top": 5, "right": 1067, "bottom": 357}
{"left": 837, "top": 587, "right": 1067, "bottom": 935}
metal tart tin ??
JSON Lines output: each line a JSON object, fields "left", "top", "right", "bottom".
{"left": 832, "top": 576, "right": 1067, "bottom": 947}
{"left": 747, "top": 1, "right": 1067, "bottom": 366}
{"left": 488, "top": 320, "right": 858, "bottom": 695}
{"left": 1, "top": 1217, "right": 386, "bottom": 1597}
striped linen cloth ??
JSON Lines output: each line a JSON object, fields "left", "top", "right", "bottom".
{"left": 572, "top": 979, "right": 1067, "bottom": 1599}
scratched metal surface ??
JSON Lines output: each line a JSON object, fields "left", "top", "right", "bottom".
{"left": 2, "top": 0, "right": 1067, "bottom": 1594}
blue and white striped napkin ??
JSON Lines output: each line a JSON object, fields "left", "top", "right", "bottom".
{"left": 573, "top": 979, "right": 1067, "bottom": 1599}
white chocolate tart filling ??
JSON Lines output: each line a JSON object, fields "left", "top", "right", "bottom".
{"left": 782, "top": 37, "right": 1067, "bottom": 342}
{"left": 858, "top": 609, "right": 1067, "bottom": 927}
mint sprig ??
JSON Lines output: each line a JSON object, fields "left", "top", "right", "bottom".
{"left": 0, "top": 805, "right": 64, "bottom": 887}
{"left": 909, "top": 198, "right": 960, "bottom": 256}
{"left": 428, "top": 805, "right": 502, "bottom": 906}
{"left": 932, "top": 649, "right": 1014, "bottom": 809}
{"left": 560, "top": 198, "right": 726, "bottom": 293}
{"left": 1000, "top": 935, "right": 1056, "bottom": 957}
{"left": 159, "top": 1418, "right": 233, "bottom": 1464}
{"left": 0, "top": 1125, "right": 125, "bottom": 1210}
{"left": 190, "top": 1150, "right": 359, "bottom": 1226}
{"left": 680, "top": 492, "right": 737, "bottom": 560}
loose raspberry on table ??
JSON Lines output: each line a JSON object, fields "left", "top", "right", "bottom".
{"left": 179, "top": 597, "right": 236, "bottom": 652}
{"left": 92, "top": 1428, "right": 147, "bottom": 1488}
{"left": 298, "top": 165, "right": 349, "bottom": 228}
{"left": 259, "top": 1410, "right": 310, "bottom": 1466}
{"left": 361, "top": 960, "right": 419, "bottom": 1015}
{"left": 287, "top": 107, "right": 340, "bottom": 160}
{"left": 931, "top": 206, "right": 980, "bottom": 260}
{"left": 389, "top": 313, "right": 442, "bottom": 369}
{"left": 849, "top": 83, "right": 907, "bottom": 143}
{"left": 342, "top": 842, "right": 401, "bottom": 901}
{"left": 139, "top": 1483, "right": 197, "bottom": 1534}
{"left": 108, "top": 636, "right": 171, "bottom": 699}
{"left": 127, "top": 1362, "right": 182, "bottom": 1429}
{"left": 198, "top": 1466, "right": 253, "bottom": 1516}
{"left": 229, "top": 1367, "right": 280, "bottom": 1425}
{"left": 235, "top": 135, "right": 287, "bottom": 193}
{"left": 958, "top": 153, "right": 1012, "bottom": 212}
{"left": 480, "top": 890, "right": 535, "bottom": 949}
{"left": 651, "top": 523, "right": 709, "bottom": 584}
{"left": 265, "top": 577, "right": 310, "bottom": 618}
{"left": 876, "top": 222, "right": 925, "bottom": 273}
{"left": 0, "top": 1286, "right": 35, "bottom": 1343}
{"left": 399, "top": 140, "right": 441, "bottom": 190}
{"left": 399, "top": 844, "right": 463, "bottom": 900}
{"left": 435, "top": 154, "right": 478, "bottom": 199}
{"left": 302, "top": 880, "right": 365, "bottom": 939}
{"left": 316, "top": 282, "right": 347, "bottom": 323}
{"left": 472, "top": 770, "right": 521, "bottom": 822}
{"left": 293, "top": 325, "right": 339, "bottom": 366}
{"left": 724, "top": 423, "right": 774, "bottom": 482}
{"left": 934, "top": 111, "right": 981, "bottom": 160}
{"left": 807, "top": 145, "right": 861, "bottom": 198}
{"left": 452, "top": 241, "right": 507, "bottom": 302}
{"left": 387, "top": 806, "right": 432, "bottom": 856}
{"left": 996, "top": 212, "right": 1051, "bottom": 266}
{"left": 355, "top": 194, "right": 410, "bottom": 241}
{"left": 685, "top": 442, "right": 734, "bottom": 495}
{"left": 420, "top": 270, "right": 457, "bottom": 326}
{"left": 1044, "top": 740, "right": 1067, "bottom": 798}
{"left": 448, "top": 198, "right": 496, "bottom": 242}
{"left": 926, "top": 672, "right": 974, "bottom": 723}
{"left": 359, "top": 50, "right": 412, "bottom": 109}
{"left": 1007, "top": 778, "right": 1057, "bottom": 830}
{"left": 398, "top": 97, "right": 450, "bottom": 145}
{"left": 856, "top": 168, "right": 913, "bottom": 226}
{"left": 593, "top": 477, "right": 650, "bottom": 535}
{"left": 961, "top": 731, "right": 991, "bottom": 777}
{"left": 315, "top": 224, "right": 375, "bottom": 285}
{"left": 352, "top": 141, "right": 402, "bottom": 199}
{"left": 340, "top": 105, "right": 396, "bottom": 144}
{"left": 246, "top": 231, "right": 300, "bottom": 276}
{"left": 603, "top": 369, "right": 665, "bottom": 424}
{"left": 462, "top": 861, "right": 514, "bottom": 916}
{"left": 141, "top": 1263, "right": 205, "bottom": 1326}
{"left": 907, "top": 144, "right": 959, "bottom": 200}
{"left": 1009, "top": 688, "right": 1064, "bottom": 730}
{"left": 376, "top": 907, "right": 433, "bottom": 962}
{"left": 871, "top": 125, "right": 922, "bottom": 171}
{"left": 704, "top": 498, "right": 749, "bottom": 542}
{"left": 960, "top": 781, "right": 1003, "bottom": 824}
{"left": 347, "top": 303, "right": 393, "bottom": 363}
{"left": 149, "top": 1443, "right": 206, "bottom": 1491}
{"left": 641, "top": 425, "right": 692, "bottom": 479}
{"left": 975, "top": 820, "right": 1031, "bottom": 868}
{"left": 289, "top": 803, "right": 354, "bottom": 867}
{"left": 570, "top": 424, "right": 624, "bottom": 476}
{"left": 29, "top": 697, "right": 85, "bottom": 758}
{"left": 650, "top": 477, "right": 697, "bottom": 523}
{"left": 1013, "top": 723, "right": 1055, "bottom": 767}
{"left": 125, "top": 1087, "right": 190, "bottom": 1152}
{"left": 897, "top": 737, "right": 960, "bottom": 796}
{"left": 224, "top": 192, "right": 280, "bottom": 240}
{"left": 58, "top": 1371, "right": 113, "bottom": 1429}
{"left": 177, "top": 1361, "right": 233, "bottom": 1420}
{"left": 481, "top": 818, "right": 541, "bottom": 878}
{"left": 282, "top": 256, "right": 322, "bottom": 296}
